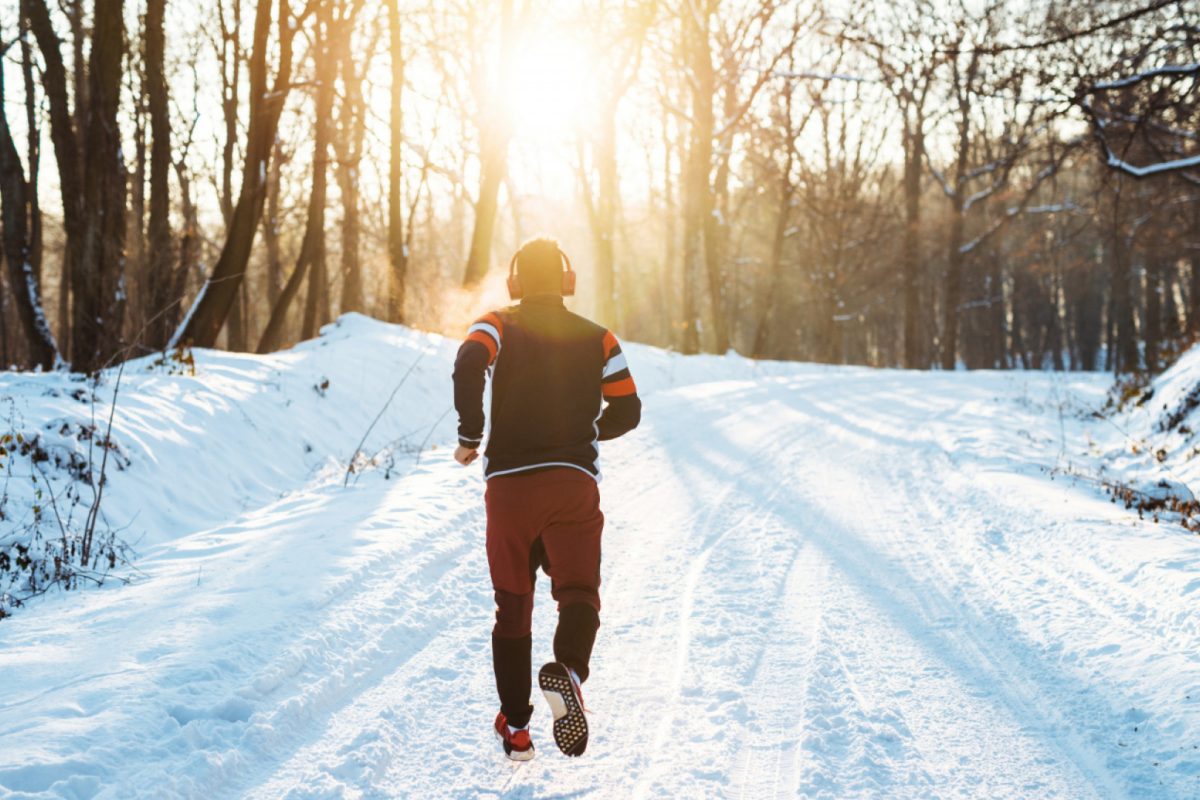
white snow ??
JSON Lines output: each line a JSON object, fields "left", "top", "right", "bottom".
{"left": 1, "top": 313, "right": 1199, "bottom": 798}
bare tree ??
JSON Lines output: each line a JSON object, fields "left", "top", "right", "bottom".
{"left": 29, "top": 0, "right": 130, "bottom": 371}
{"left": 576, "top": 1, "right": 653, "bottom": 329}
{"left": 751, "top": 35, "right": 823, "bottom": 359}
{"left": 217, "top": 0, "right": 251, "bottom": 351}
{"left": 386, "top": 0, "right": 408, "bottom": 323}
{"left": 19, "top": 0, "right": 42, "bottom": 287}
{"left": 141, "top": 0, "right": 177, "bottom": 348}
{"left": 461, "top": 0, "right": 518, "bottom": 287}
{"left": 258, "top": 0, "right": 337, "bottom": 353}
{"left": 0, "top": 30, "right": 57, "bottom": 368}
{"left": 859, "top": 0, "right": 940, "bottom": 368}
{"left": 672, "top": 0, "right": 800, "bottom": 354}
{"left": 333, "top": 0, "right": 372, "bottom": 316}
{"left": 174, "top": 0, "right": 300, "bottom": 348}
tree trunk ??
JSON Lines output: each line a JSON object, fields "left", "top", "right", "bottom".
{"left": 661, "top": 113, "right": 679, "bottom": 348}
{"left": 219, "top": 0, "right": 241, "bottom": 226}
{"left": 335, "top": 21, "right": 366, "bottom": 316}
{"left": 300, "top": 234, "right": 329, "bottom": 340}
{"left": 386, "top": 0, "right": 407, "bottom": 322}
{"left": 143, "top": 0, "right": 176, "bottom": 349}
{"left": 703, "top": 76, "right": 736, "bottom": 354}
{"left": 939, "top": 72, "right": 975, "bottom": 371}
{"left": 1074, "top": 267, "right": 1103, "bottom": 371}
{"left": 173, "top": 160, "right": 198, "bottom": 339}
{"left": 74, "top": 0, "right": 127, "bottom": 371}
{"left": 1049, "top": 268, "right": 1065, "bottom": 371}
{"left": 941, "top": 193, "right": 966, "bottom": 370}
{"left": 679, "top": 3, "right": 714, "bottom": 355}
{"left": 263, "top": 139, "right": 283, "bottom": 308}
{"left": 463, "top": 152, "right": 506, "bottom": 287}
{"left": 1110, "top": 204, "right": 1138, "bottom": 373}
{"left": 0, "top": 278, "right": 8, "bottom": 366}
{"left": 990, "top": 259, "right": 1007, "bottom": 368}
{"left": 0, "top": 34, "right": 57, "bottom": 369}
{"left": 752, "top": 125, "right": 795, "bottom": 359}
{"left": 176, "top": 0, "right": 297, "bottom": 348}
{"left": 1189, "top": 199, "right": 1200, "bottom": 336}
{"left": 216, "top": 0, "right": 246, "bottom": 352}
{"left": 26, "top": 0, "right": 83, "bottom": 363}
{"left": 19, "top": 0, "right": 42, "bottom": 287}
{"left": 129, "top": 92, "right": 146, "bottom": 334}
{"left": 590, "top": 109, "right": 619, "bottom": 328}
{"left": 462, "top": 0, "right": 515, "bottom": 287}
{"left": 258, "top": 1, "right": 334, "bottom": 353}
{"left": 1144, "top": 258, "right": 1163, "bottom": 373}
{"left": 902, "top": 111, "right": 923, "bottom": 368}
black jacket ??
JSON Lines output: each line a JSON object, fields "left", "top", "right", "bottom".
{"left": 453, "top": 295, "right": 641, "bottom": 479}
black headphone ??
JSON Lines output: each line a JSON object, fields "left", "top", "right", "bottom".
{"left": 507, "top": 247, "right": 577, "bottom": 300}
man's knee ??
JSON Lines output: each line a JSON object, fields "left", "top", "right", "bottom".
{"left": 553, "top": 584, "right": 600, "bottom": 613}
{"left": 493, "top": 589, "right": 534, "bottom": 638}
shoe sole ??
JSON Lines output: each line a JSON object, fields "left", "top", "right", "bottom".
{"left": 494, "top": 727, "right": 535, "bottom": 761}
{"left": 539, "top": 662, "right": 588, "bottom": 757}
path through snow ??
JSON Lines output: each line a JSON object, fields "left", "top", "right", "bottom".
{"left": 1, "top": 320, "right": 1198, "bottom": 799}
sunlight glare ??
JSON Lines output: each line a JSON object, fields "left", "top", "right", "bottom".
{"left": 503, "top": 34, "right": 597, "bottom": 143}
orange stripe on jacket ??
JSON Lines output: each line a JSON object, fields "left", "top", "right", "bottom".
{"left": 480, "top": 312, "right": 504, "bottom": 337}
{"left": 467, "top": 330, "right": 498, "bottom": 362}
{"left": 602, "top": 330, "right": 619, "bottom": 360}
{"left": 602, "top": 376, "right": 637, "bottom": 397}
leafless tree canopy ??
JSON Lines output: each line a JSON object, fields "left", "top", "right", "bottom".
{"left": 1, "top": 0, "right": 1198, "bottom": 374}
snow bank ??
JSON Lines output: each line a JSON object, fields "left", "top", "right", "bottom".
{"left": 0, "top": 315, "right": 462, "bottom": 610}
{"left": 1097, "top": 343, "right": 1200, "bottom": 515}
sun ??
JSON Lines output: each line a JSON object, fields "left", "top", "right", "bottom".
{"left": 502, "top": 34, "right": 598, "bottom": 144}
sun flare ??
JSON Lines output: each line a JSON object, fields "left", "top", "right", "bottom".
{"left": 502, "top": 34, "right": 598, "bottom": 142}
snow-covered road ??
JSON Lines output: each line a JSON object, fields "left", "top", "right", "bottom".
{"left": 2, "top": 321, "right": 1198, "bottom": 799}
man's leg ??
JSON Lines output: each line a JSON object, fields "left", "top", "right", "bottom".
{"left": 539, "top": 474, "right": 604, "bottom": 683}
{"left": 485, "top": 477, "right": 538, "bottom": 728}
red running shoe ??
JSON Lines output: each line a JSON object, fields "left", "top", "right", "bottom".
{"left": 539, "top": 662, "right": 589, "bottom": 756}
{"left": 494, "top": 711, "right": 535, "bottom": 761}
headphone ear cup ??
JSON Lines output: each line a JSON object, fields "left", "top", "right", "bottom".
{"left": 507, "top": 274, "right": 523, "bottom": 300}
{"left": 561, "top": 270, "right": 576, "bottom": 297}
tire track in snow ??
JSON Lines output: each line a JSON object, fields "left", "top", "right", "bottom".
{"left": 892, "top": 451, "right": 1194, "bottom": 797}
{"left": 756, "top": 386, "right": 1136, "bottom": 797}
{"left": 118, "top": 468, "right": 488, "bottom": 798}
{"left": 730, "top": 542, "right": 826, "bottom": 800}
{"left": 623, "top": 377, "right": 1124, "bottom": 797}
{"left": 612, "top": 387, "right": 819, "bottom": 798}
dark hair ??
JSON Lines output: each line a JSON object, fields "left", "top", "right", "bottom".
{"left": 515, "top": 236, "right": 564, "bottom": 295}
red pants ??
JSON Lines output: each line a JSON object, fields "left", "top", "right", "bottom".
{"left": 486, "top": 467, "right": 604, "bottom": 633}
{"left": 486, "top": 467, "right": 603, "bottom": 726}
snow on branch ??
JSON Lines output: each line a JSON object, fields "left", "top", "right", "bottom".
{"left": 771, "top": 71, "right": 877, "bottom": 84}
{"left": 1093, "top": 62, "right": 1200, "bottom": 91}
{"left": 1104, "top": 151, "right": 1200, "bottom": 178}
{"left": 1081, "top": 59, "right": 1200, "bottom": 179}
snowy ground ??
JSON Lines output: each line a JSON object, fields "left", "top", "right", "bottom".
{"left": 1, "top": 315, "right": 1198, "bottom": 799}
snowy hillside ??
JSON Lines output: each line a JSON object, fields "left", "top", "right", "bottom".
{"left": 1, "top": 315, "right": 1199, "bottom": 798}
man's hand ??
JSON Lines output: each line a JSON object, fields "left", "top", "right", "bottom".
{"left": 455, "top": 445, "right": 479, "bottom": 466}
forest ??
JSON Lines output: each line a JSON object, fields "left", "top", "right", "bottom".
{"left": 0, "top": 0, "right": 1197, "bottom": 374}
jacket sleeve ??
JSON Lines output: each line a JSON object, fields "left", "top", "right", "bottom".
{"left": 452, "top": 312, "right": 503, "bottom": 449}
{"left": 597, "top": 330, "right": 641, "bottom": 441}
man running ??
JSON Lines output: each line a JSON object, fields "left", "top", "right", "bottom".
{"left": 452, "top": 236, "right": 641, "bottom": 760}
